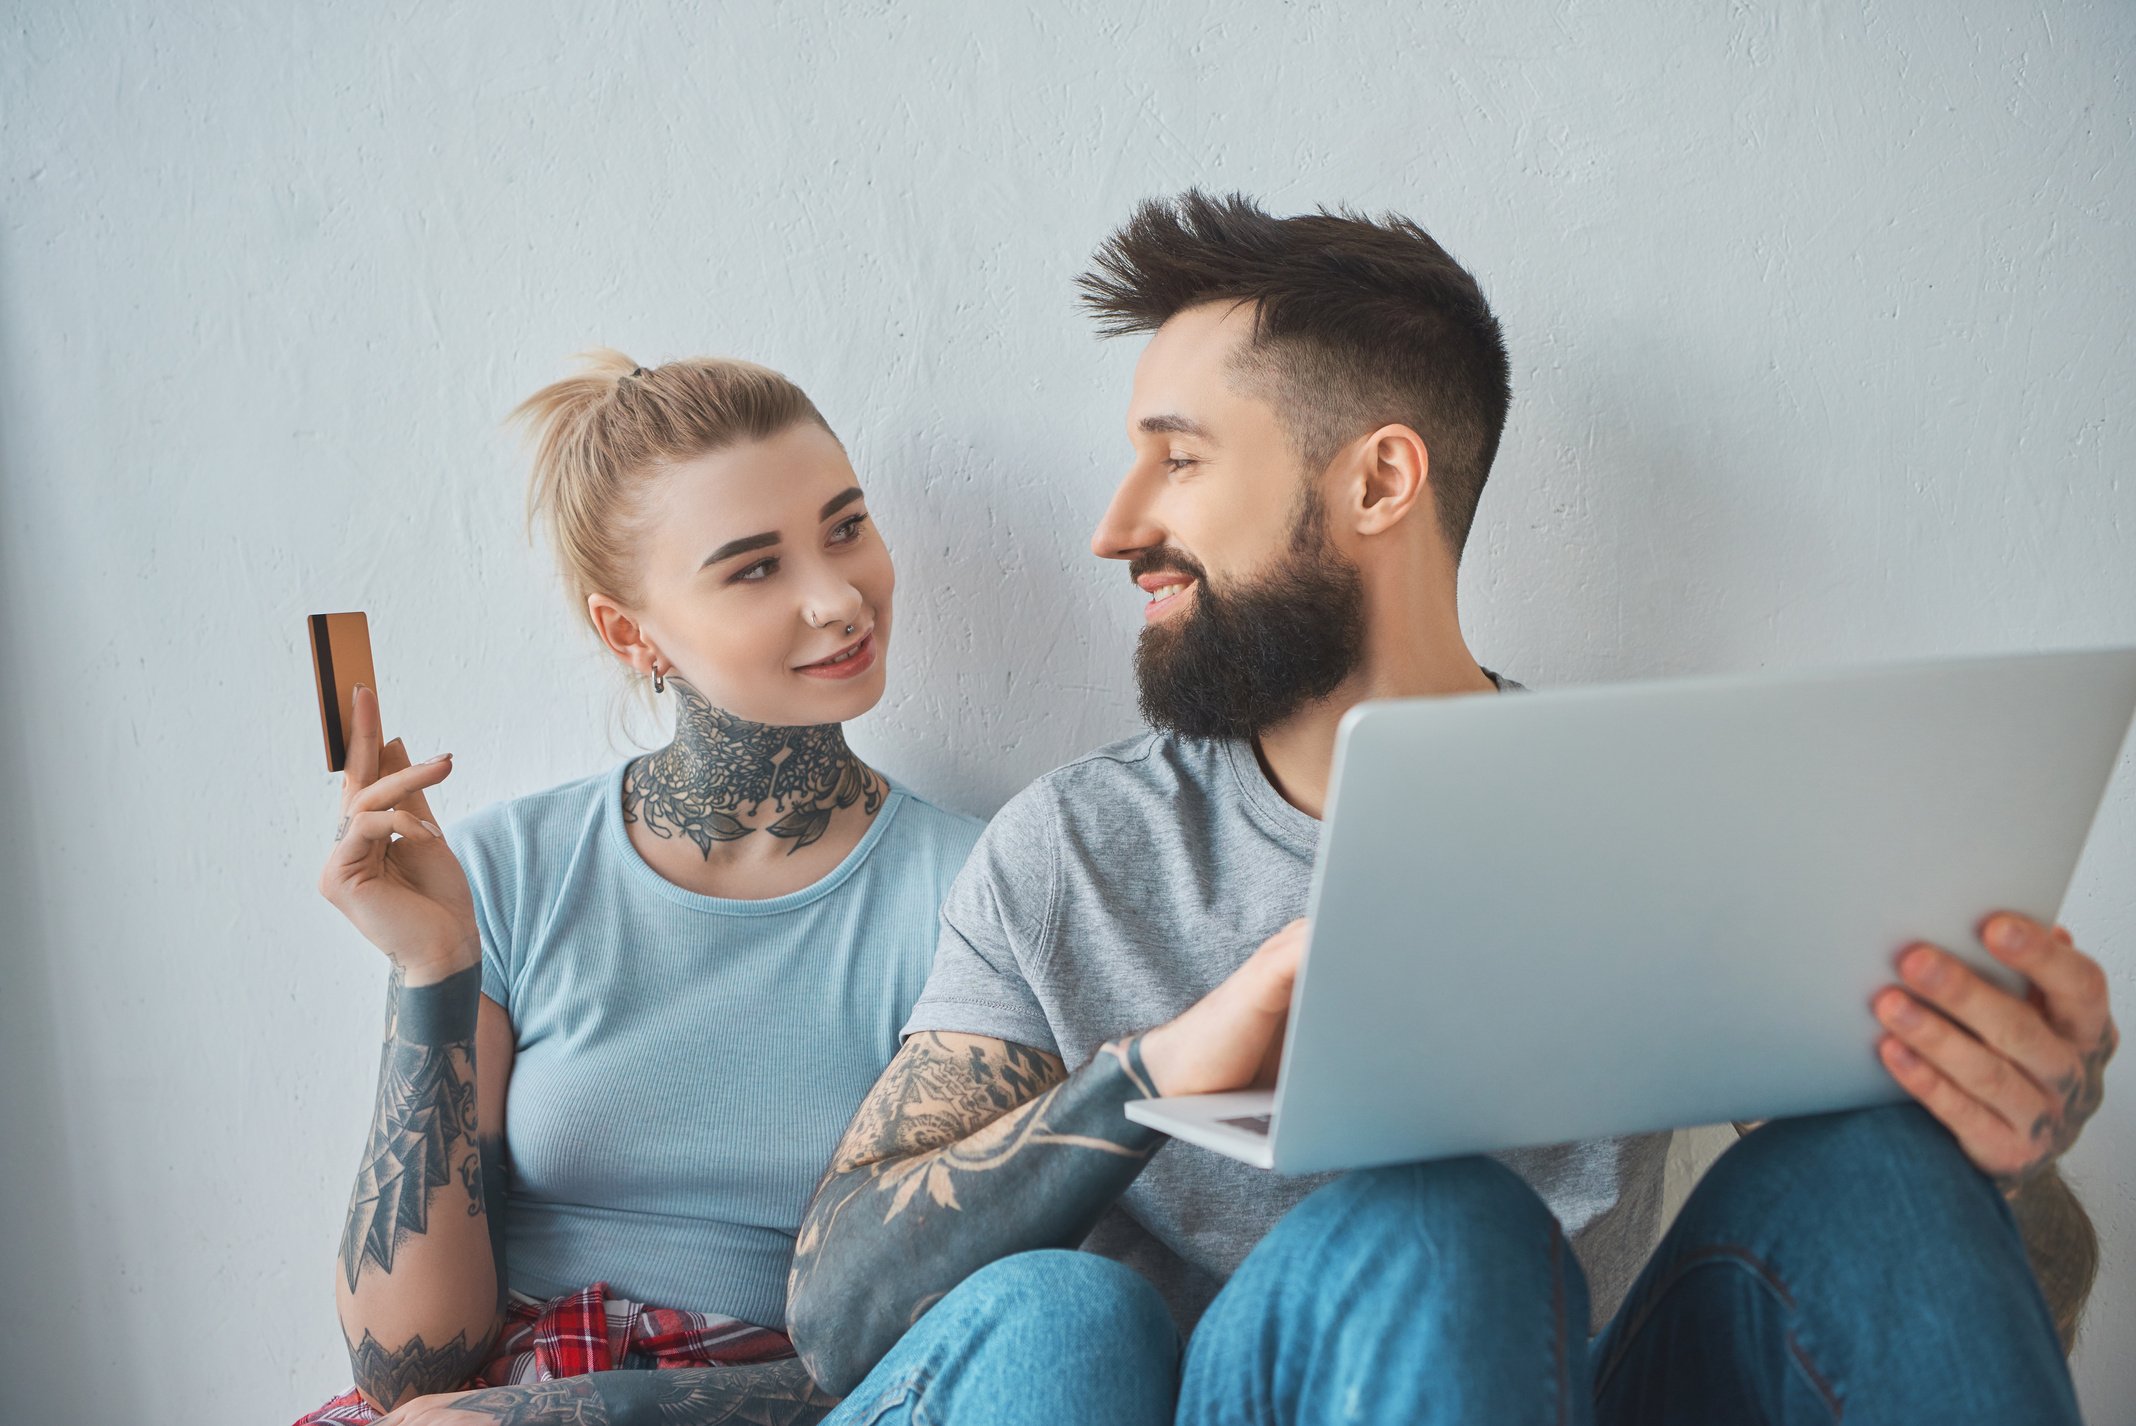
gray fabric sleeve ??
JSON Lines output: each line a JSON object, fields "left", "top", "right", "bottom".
{"left": 900, "top": 779, "right": 1061, "bottom": 1057}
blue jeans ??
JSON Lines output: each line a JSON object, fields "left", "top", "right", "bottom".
{"left": 819, "top": 1104, "right": 2079, "bottom": 1425}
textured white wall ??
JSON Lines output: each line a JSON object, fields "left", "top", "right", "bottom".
{"left": 3, "top": 2, "right": 2131, "bottom": 1420}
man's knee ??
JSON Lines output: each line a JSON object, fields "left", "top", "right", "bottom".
{"left": 939, "top": 1249, "right": 1175, "bottom": 1358}
{"left": 1688, "top": 1101, "right": 2005, "bottom": 1248}
{"left": 1270, "top": 1153, "right": 1557, "bottom": 1275}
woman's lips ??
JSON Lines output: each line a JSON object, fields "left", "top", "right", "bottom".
{"left": 797, "top": 630, "right": 878, "bottom": 680}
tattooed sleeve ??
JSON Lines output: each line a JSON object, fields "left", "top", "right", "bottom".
{"left": 784, "top": 1031, "right": 1165, "bottom": 1394}
{"left": 339, "top": 963, "right": 506, "bottom": 1406}
{"left": 433, "top": 1358, "right": 838, "bottom": 1425}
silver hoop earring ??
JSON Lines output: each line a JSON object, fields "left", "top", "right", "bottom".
{"left": 652, "top": 663, "right": 666, "bottom": 694}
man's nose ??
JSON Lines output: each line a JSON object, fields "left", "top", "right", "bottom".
{"left": 1091, "top": 468, "right": 1165, "bottom": 560}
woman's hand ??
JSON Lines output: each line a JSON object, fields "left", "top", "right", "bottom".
{"left": 318, "top": 683, "right": 478, "bottom": 980}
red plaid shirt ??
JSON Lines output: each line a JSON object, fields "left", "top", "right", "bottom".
{"left": 294, "top": 1283, "right": 794, "bottom": 1423}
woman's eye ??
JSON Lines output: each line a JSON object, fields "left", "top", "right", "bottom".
{"left": 733, "top": 558, "right": 778, "bottom": 583}
{"left": 830, "top": 514, "right": 868, "bottom": 543}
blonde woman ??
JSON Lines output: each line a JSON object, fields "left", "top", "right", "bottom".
{"left": 296, "top": 353, "right": 981, "bottom": 1425}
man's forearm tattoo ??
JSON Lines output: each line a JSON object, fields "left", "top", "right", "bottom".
{"left": 444, "top": 1358, "right": 837, "bottom": 1426}
{"left": 340, "top": 963, "right": 485, "bottom": 1292}
{"left": 622, "top": 678, "right": 884, "bottom": 857}
{"left": 787, "top": 1033, "right": 1165, "bottom": 1393}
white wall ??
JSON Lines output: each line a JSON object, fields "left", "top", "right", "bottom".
{"left": 3, "top": 2, "right": 2131, "bottom": 1419}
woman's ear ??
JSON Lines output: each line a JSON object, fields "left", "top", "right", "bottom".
{"left": 1352, "top": 424, "right": 1429, "bottom": 537}
{"left": 587, "top": 592, "right": 658, "bottom": 676}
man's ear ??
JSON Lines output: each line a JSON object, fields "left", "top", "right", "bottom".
{"left": 1349, "top": 424, "right": 1429, "bottom": 537}
{"left": 587, "top": 592, "right": 658, "bottom": 677}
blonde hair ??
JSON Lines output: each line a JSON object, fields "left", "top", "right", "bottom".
{"left": 508, "top": 350, "right": 833, "bottom": 742}
{"left": 509, "top": 348, "right": 836, "bottom": 736}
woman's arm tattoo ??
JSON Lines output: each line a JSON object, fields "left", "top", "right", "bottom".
{"left": 341, "top": 964, "right": 485, "bottom": 1290}
{"left": 339, "top": 963, "right": 503, "bottom": 1404}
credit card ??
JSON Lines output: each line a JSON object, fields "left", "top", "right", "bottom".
{"left": 308, "top": 611, "right": 377, "bottom": 772}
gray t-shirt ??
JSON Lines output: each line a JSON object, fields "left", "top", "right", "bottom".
{"left": 903, "top": 691, "right": 1671, "bottom": 1335}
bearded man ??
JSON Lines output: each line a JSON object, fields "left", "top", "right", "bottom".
{"left": 783, "top": 191, "right": 2110, "bottom": 1426}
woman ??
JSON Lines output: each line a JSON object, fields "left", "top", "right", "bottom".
{"left": 296, "top": 352, "right": 981, "bottom": 1425}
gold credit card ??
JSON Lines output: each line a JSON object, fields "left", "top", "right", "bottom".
{"left": 308, "top": 611, "right": 378, "bottom": 772}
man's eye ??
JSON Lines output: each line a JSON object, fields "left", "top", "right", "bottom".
{"left": 1164, "top": 457, "right": 1198, "bottom": 474}
{"left": 733, "top": 558, "right": 778, "bottom": 583}
{"left": 830, "top": 514, "right": 868, "bottom": 543}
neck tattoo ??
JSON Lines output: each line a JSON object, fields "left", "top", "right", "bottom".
{"left": 623, "top": 677, "right": 885, "bottom": 857}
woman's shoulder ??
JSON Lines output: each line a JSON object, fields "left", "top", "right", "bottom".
{"left": 869, "top": 777, "right": 985, "bottom": 874}
{"left": 442, "top": 762, "right": 622, "bottom": 879}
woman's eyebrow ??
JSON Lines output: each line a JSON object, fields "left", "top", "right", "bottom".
{"left": 819, "top": 487, "right": 864, "bottom": 520}
{"left": 700, "top": 531, "right": 780, "bottom": 570}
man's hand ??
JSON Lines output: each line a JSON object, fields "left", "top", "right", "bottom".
{"left": 1872, "top": 912, "right": 2118, "bottom": 1196}
{"left": 1139, "top": 919, "right": 1307, "bottom": 1097}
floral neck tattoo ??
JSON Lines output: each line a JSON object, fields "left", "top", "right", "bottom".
{"left": 622, "top": 677, "right": 885, "bottom": 856}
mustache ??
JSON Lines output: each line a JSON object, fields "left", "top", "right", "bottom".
{"left": 1127, "top": 547, "right": 1208, "bottom": 584}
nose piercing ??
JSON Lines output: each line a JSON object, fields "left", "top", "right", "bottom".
{"left": 845, "top": 623, "right": 855, "bottom": 636}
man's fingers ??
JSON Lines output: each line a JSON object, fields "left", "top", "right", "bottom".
{"left": 1980, "top": 913, "right": 2114, "bottom": 1050}
{"left": 1874, "top": 989, "right": 2056, "bottom": 1140}
{"left": 1878, "top": 1035, "right": 2033, "bottom": 1181}
{"left": 1895, "top": 942, "right": 2081, "bottom": 1092}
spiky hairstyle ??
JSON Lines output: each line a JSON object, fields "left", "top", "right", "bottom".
{"left": 1078, "top": 190, "right": 1511, "bottom": 556}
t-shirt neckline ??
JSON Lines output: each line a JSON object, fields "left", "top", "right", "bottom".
{"left": 603, "top": 756, "right": 908, "bottom": 916}
{"left": 1218, "top": 667, "right": 1514, "bottom": 855}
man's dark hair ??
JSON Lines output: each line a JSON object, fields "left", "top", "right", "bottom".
{"left": 1078, "top": 190, "right": 1512, "bottom": 558}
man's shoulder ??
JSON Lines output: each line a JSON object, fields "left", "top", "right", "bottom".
{"left": 990, "top": 728, "right": 1225, "bottom": 832}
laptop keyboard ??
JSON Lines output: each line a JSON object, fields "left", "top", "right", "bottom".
{"left": 1219, "top": 1114, "right": 1272, "bottom": 1136}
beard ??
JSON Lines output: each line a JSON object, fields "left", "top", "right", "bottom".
{"left": 1132, "top": 495, "right": 1367, "bottom": 740}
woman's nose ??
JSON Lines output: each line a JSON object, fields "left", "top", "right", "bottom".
{"left": 804, "top": 578, "right": 865, "bottom": 630}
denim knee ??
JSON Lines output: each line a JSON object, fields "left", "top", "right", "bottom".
{"left": 1684, "top": 1101, "right": 2008, "bottom": 1251}
{"left": 824, "top": 1250, "right": 1179, "bottom": 1426}
{"left": 943, "top": 1248, "right": 1176, "bottom": 1355}
{"left": 1272, "top": 1154, "right": 1558, "bottom": 1275}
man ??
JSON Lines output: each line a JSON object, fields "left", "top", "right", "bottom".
{"left": 786, "top": 192, "right": 2113, "bottom": 1425}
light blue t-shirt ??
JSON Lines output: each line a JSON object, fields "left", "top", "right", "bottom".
{"left": 443, "top": 759, "right": 982, "bottom": 1329}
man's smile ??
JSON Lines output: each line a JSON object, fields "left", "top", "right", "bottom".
{"left": 1138, "top": 571, "right": 1197, "bottom": 622}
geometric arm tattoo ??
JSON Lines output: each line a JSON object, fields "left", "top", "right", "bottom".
{"left": 338, "top": 963, "right": 503, "bottom": 1405}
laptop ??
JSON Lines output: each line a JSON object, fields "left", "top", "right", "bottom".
{"left": 1124, "top": 648, "right": 2136, "bottom": 1175}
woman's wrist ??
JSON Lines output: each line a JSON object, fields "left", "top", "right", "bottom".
{"left": 395, "top": 936, "right": 482, "bottom": 988}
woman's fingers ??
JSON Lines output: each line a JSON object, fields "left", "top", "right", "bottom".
{"left": 341, "top": 683, "right": 384, "bottom": 794}
{"left": 320, "top": 808, "right": 441, "bottom": 885}
{"left": 348, "top": 748, "right": 454, "bottom": 817}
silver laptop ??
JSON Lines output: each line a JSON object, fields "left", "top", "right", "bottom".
{"left": 1124, "top": 648, "right": 2136, "bottom": 1175}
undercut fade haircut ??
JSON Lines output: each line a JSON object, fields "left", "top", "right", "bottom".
{"left": 1077, "top": 190, "right": 1512, "bottom": 558}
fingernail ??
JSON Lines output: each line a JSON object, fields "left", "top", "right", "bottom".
{"left": 424, "top": 752, "right": 451, "bottom": 764}
{"left": 421, "top": 820, "right": 440, "bottom": 836}
{"left": 1886, "top": 1040, "right": 1920, "bottom": 1070}
{"left": 1990, "top": 918, "right": 2029, "bottom": 955}
{"left": 1882, "top": 993, "right": 1922, "bottom": 1028}
{"left": 1902, "top": 947, "right": 1944, "bottom": 988}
